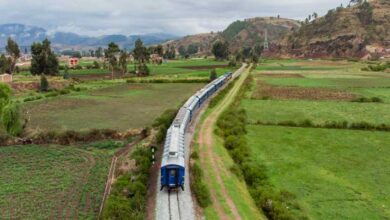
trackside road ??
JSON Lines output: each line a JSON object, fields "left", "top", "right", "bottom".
{"left": 197, "top": 64, "right": 265, "bottom": 220}
{"left": 155, "top": 65, "right": 247, "bottom": 220}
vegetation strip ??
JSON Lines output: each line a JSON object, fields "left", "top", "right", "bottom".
{"left": 98, "top": 136, "right": 145, "bottom": 218}
{"left": 102, "top": 109, "right": 177, "bottom": 219}
{"left": 252, "top": 120, "right": 390, "bottom": 132}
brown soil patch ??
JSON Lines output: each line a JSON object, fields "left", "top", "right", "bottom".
{"left": 253, "top": 81, "right": 355, "bottom": 101}
{"left": 259, "top": 73, "right": 305, "bottom": 78}
{"left": 10, "top": 80, "right": 69, "bottom": 93}
{"left": 181, "top": 65, "right": 228, "bottom": 70}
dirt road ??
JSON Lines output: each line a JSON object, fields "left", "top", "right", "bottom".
{"left": 197, "top": 64, "right": 250, "bottom": 220}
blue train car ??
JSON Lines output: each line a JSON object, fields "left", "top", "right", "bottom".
{"left": 160, "top": 71, "right": 237, "bottom": 192}
{"left": 160, "top": 125, "right": 185, "bottom": 191}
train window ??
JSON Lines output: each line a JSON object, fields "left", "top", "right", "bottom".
{"left": 169, "top": 152, "right": 177, "bottom": 156}
{"left": 170, "top": 170, "right": 176, "bottom": 176}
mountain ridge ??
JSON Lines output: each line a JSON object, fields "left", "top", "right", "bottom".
{"left": 0, "top": 23, "right": 179, "bottom": 51}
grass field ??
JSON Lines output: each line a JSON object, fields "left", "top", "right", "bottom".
{"left": 242, "top": 59, "right": 390, "bottom": 219}
{"left": 19, "top": 58, "right": 231, "bottom": 79}
{"left": 0, "top": 142, "right": 120, "bottom": 219}
{"left": 22, "top": 82, "right": 204, "bottom": 132}
{"left": 246, "top": 125, "right": 390, "bottom": 219}
{"left": 242, "top": 99, "right": 390, "bottom": 125}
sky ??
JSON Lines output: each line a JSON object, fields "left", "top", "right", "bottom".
{"left": 0, "top": 0, "right": 350, "bottom": 36}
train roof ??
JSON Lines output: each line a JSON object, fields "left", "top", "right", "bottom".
{"left": 161, "top": 126, "right": 185, "bottom": 167}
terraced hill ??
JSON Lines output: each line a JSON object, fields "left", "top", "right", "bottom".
{"left": 285, "top": 0, "right": 390, "bottom": 58}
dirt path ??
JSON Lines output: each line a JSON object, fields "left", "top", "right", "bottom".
{"left": 197, "top": 64, "right": 250, "bottom": 220}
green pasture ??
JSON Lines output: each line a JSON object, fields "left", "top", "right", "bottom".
{"left": 242, "top": 99, "right": 390, "bottom": 126}
{"left": 22, "top": 82, "right": 204, "bottom": 132}
{"left": 246, "top": 125, "right": 390, "bottom": 219}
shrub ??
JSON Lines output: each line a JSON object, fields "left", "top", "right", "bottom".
{"left": 210, "top": 69, "right": 217, "bottom": 81}
{"left": 190, "top": 151, "right": 199, "bottom": 159}
{"left": 1, "top": 102, "right": 22, "bottom": 136}
{"left": 190, "top": 163, "right": 211, "bottom": 207}
{"left": 40, "top": 75, "right": 49, "bottom": 92}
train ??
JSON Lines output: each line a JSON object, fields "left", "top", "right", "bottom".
{"left": 160, "top": 72, "right": 233, "bottom": 191}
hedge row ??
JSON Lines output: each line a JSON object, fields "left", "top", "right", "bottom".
{"left": 0, "top": 128, "right": 139, "bottom": 146}
{"left": 23, "top": 85, "right": 82, "bottom": 103}
{"left": 208, "top": 79, "right": 236, "bottom": 108}
{"left": 361, "top": 61, "right": 390, "bottom": 72}
{"left": 351, "top": 97, "right": 383, "bottom": 103}
{"left": 152, "top": 109, "right": 178, "bottom": 145}
{"left": 126, "top": 78, "right": 210, "bottom": 84}
{"left": 102, "top": 146, "right": 153, "bottom": 220}
{"left": 216, "top": 73, "right": 303, "bottom": 220}
{"left": 190, "top": 161, "right": 212, "bottom": 208}
{"left": 253, "top": 120, "right": 390, "bottom": 132}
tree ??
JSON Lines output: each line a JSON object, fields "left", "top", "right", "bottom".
{"left": 96, "top": 47, "right": 103, "bottom": 58}
{"left": 156, "top": 45, "right": 164, "bottom": 57}
{"left": 252, "top": 44, "right": 264, "bottom": 57}
{"left": 5, "top": 38, "right": 21, "bottom": 74}
{"left": 212, "top": 41, "right": 229, "bottom": 60}
{"left": 0, "top": 54, "right": 11, "bottom": 74}
{"left": 105, "top": 42, "right": 120, "bottom": 79}
{"left": 210, "top": 69, "right": 217, "bottom": 81}
{"left": 93, "top": 61, "right": 100, "bottom": 69}
{"left": 119, "top": 51, "right": 128, "bottom": 75}
{"left": 178, "top": 45, "right": 187, "bottom": 57}
{"left": 31, "top": 39, "right": 59, "bottom": 75}
{"left": 40, "top": 75, "right": 49, "bottom": 92}
{"left": 187, "top": 44, "right": 199, "bottom": 55}
{"left": 164, "top": 44, "right": 176, "bottom": 59}
{"left": 313, "top": 12, "right": 318, "bottom": 19}
{"left": 133, "top": 39, "right": 150, "bottom": 76}
{"left": 133, "top": 39, "right": 149, "bottom": 63}
{"left": 358, "top": 1, "right": 373, "bottom": 25}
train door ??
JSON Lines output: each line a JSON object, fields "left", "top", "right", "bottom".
{"left": 168, "top": 168, "right": 179, "bottom": 188}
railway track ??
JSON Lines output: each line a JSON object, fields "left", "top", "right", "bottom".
{"left": 168, "top": 190, "right": 182, "bottom": 220}
{"left": 155, "top": 64, "right": 247, "bottom": 220}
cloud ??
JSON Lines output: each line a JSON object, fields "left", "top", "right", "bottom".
{"left": 0, "top": 0, "right": 350, "bottom": 36}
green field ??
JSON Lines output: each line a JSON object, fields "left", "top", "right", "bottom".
{"left": 22, "top": 82, "right": 204, "bottom": 132}
{"left": 242, "top": 59, "right": 390, "bottom": 219}
{"left": 22, "top": 58, "right": 232, "bottom": 78}
{"left": 246, "top": 125, "right": 390, "bottom": 219}
{"left": 242, "top": 99, "right": 390, "bottom": 125}
{"left": 0, "top": 142, "right": 118, "bottom": 219}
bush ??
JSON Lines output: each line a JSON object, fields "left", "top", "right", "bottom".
{"left": 210, "top": 69, "right": 217, "bottom": 81}
{"left": 1, "top": 102, "right": 22, "bottom": 136}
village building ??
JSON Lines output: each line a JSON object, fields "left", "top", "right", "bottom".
{"left": 69, "top": 57, "right": 79, "bottom": 67}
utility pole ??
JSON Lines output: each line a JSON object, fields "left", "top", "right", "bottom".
{"left": 264, "top": 29, "right": 269, "bottom": 51}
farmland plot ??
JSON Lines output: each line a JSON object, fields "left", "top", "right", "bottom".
{"left": 242, "top": 59, "right": 390, "bottom": 219}
{"left": 0, "top": 144, "right": 116, "bottom": 219}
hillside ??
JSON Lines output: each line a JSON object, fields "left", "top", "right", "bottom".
{"left": 165, "top": 17, "right": 300, "bottom": 55}
{"left": 285, "top": 0, "right": 390, "bottom": 58}
{"left": 0, "top": 24, "right": 178, "bottom": 51}
{"left": 163, "top": 32, "right": 220, "bottom": 55}
{"left": 222, "top": 17, "right": 300, "bottom": 52}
